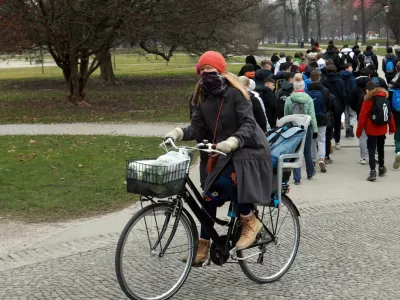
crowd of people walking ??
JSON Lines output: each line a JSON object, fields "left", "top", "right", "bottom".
{"left": 238, "top": 42, "right": 400, "bottom": 182}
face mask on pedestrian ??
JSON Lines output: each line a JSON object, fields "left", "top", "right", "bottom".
{"left": 200, "top": 71, "right": 228, "bottom": 96}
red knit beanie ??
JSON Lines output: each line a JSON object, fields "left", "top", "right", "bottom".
{"left": 198, "top": 51, "right": 226, "bottom": 73}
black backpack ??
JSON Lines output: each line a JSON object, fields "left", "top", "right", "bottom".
{"left": 370, "top": 96, "right": 391, "bottom": 125}
{"left": 340, "top": 53, "right": 352, "bottom": 68}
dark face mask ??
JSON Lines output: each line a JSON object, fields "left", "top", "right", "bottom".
{"left": 200, "top": 72, "right": 228, "bottom": 96}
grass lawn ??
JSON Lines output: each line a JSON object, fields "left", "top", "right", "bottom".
{"left": 0, "top": 135, "right": 191, "bottom": 222}
{"left": 0, "top": 54, "right": 247, "bottom": 124}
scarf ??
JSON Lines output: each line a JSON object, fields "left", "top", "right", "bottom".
{"left": 200, "top": 72, "right": 228, "bottom": 97}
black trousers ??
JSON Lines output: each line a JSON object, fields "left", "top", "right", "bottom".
{"left": 266, "top": 107, "right": 277, "bottom": 129}
{"left": 333, "top": 110, "right": 343, "bottom": 144}
{"left": 367, "top": 135, "right": 385, "bottom": 171}
{"left": 325, "top": 126, "right": 333, "bottom": 159}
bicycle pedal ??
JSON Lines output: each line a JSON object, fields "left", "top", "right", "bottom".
{"left": 202, "top": 257, "right": 211, "bottom": 268}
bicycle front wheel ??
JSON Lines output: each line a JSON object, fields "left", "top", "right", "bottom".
{"left": 115, "top": 202, "right": 198, "bottom": 300}
{"left": 238, "top": 195, "right": 300, "bottom": 283}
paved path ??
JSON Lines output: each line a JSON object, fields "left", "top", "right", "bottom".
{"left": 0, "top": 122, "right": 188, "bottom": 137}
{"left": 1, "top": 123, "right": 400, "bottom": 299}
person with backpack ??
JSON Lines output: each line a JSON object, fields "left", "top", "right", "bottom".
{"left": 340, "top": 63, "right": 357, "bottom": 138}
{"left": 276, "top": 72, "right": 295, "bottom": 119}
{"left": 353, "top": 49, "right": 363, "bottom": 78}
{"left": 306, "top": 70, "right": 332, "bottom": 172}
{"left": 338, "top": 46, "right": 355, "bottom": 72}
{"left": 324, "top": 44, "right": 340, "bottom": 71}
{"left": 239, "top": 76, "right": 268, "bottom": 132}
{"left": 284, "top": 73, "right": 318, "bottom": 184}
{"left": 293, "top": 52, "right": 302, "bottom": 66}
{"left": 349, "top": 68, "right": 371, "bottom": 165}
{"left": 382, "top": 47, "right": 398, "bottom": 84}
{"left": 367, "top": 65, "right": 388, "bottom": 89}
{"left": 325, "top": 65, "right": 347, "bottom": 150}
{"left": 356, "top": 82, "right": 396, "bottom": 181}
{"left": 362, "top": 46, "right": 379, "bottom": 70}
{"left": 388, "top": 64, "right": 400, "bottom": 169}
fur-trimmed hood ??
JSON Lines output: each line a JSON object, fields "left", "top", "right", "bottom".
{"left": 364, "top": 88, "right": 388, "bottom": 101}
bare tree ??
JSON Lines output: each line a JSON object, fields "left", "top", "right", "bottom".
{"left": 299, "top": 0, "right": 313, "bottom": 42}
{"left": 375, "top": 0, "right": 400, "bottom": 43}
{"left": 2, "top": 0, "right": 261, "bottom": 104}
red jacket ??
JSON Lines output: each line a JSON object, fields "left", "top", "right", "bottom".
{"left": 356, "top": 88, "right": 396, "bottom": 138}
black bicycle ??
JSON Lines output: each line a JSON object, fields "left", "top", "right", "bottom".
{"left": 115, "top": 139, "right": 300, "bottom": 300}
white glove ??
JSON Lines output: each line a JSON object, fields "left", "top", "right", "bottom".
{"left": 216, "top": 137, "right": 239, "bottom": 153}
{"left": 164, "top": 128, "right": 184, "bottom": 142}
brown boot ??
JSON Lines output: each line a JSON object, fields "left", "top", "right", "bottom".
{"left": 236, "top": 213, "right": 263, "bottom": 251}
{"left": 183, "top": 239, "right": 210, "bottom": 265}
{"left": 193, "top": 239, "right": 210, "bottom": 265}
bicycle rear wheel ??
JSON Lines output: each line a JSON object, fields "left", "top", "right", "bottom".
{"left": 115, "top": 202, "right": 198, "bottom": 300}
{"left": 238, "top": 195, "right": 300, "bottom": 283}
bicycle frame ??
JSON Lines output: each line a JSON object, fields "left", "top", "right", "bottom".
{"left": 142, "top": 139, "right": 284, "bottom": 261}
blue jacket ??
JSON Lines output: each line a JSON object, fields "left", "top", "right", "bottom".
{"left": 339, "top": 70, "right": 356, "bottom": 89}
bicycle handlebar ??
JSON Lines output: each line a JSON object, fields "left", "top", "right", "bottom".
{"left": 161, "top": 138, "right": 227, "bottom": 156}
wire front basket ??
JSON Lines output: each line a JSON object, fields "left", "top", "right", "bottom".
{"left": 126, "top": 159, "right": 190, "bottom": 198}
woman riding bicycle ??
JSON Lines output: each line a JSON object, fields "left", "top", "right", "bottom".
{"left": 165, "top": 51, "right": 273, "bottom": 265}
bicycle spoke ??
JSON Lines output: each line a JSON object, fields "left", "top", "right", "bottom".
{"left": 237, "top": 196, "right": 300, "bottom": 283}
{"left": 116, "top": 203, "right": 195, "bottom": 300}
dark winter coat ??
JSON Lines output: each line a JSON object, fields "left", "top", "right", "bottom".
{"left": 324, "top": 47, "right": 340, "bottom": 70}
{"left": 349, "top": 76, "right": 370, "bottom": 117}
{"left": 249, "top": 92, "right": 267, "bottom": 132}
{"left": 238, "top": 55, "right": 261, "bottom": 76}
{"left": 276, "top": 81, "right": 293, "bottom": 119}
{"left": 325, "top": 72, "right": 347, "bottom": 111}
{"left": 254, "top": 69, "right": 273, "bottom": 91}
{"left": 258, "top": 86, "right": 277, "bottom": 111}
{"left": 183, "top": 86, "right": 273, "bottom": 205}
{"left": 356, "top": 88, "right": 396, "bottom": 137}
{"left": 362, "top": 50, "right": 379, "bottom": 69}
{"left": 307, "top": 82, "right": 335, "bottom": 126}
{"left": 340, "top": 70, "right": 356, "bottom": 108}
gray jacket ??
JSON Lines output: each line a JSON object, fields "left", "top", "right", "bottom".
{"left": 182, "top": 86, "right": 273, "bottom": 205}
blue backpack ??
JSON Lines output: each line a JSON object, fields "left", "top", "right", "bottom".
{"left": 267, "top": 122, "right": 306, "bottom": 169}
{"left": 390, "top": 89, "right": 400, "bottom": 112}
{"left": 386, "top": 57, "right": 395, "bottom": 74}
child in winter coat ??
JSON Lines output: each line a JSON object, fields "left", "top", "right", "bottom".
{"left": 284, "top": 73, "right": 318, "bottom": 184}
{"left": 356, "top": 82, "right": 396, "bottom": 181}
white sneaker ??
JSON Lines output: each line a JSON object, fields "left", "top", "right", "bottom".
{"left": 393, "top": 153, "right": 400, "bottom": 170}
{"left": 359, "top": 159, "right": 367, "bottom": 165}
{"left": 335, "top": 143, "right": 341, "bottom": 150}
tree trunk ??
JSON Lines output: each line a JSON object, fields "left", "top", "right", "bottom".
{"left": 340, "top": 0, "right": 344, "bottom": 41}
{"left": 99, "top": 50, "right": 117, "bottom": 83}
{"left": 283, "top": 0, "right": 289, "bottom": 47}
{"left": 289, "top": 0, "right": 296, "bottom": 41}
{"left": 303, "top": 19, "right": 309, "bottom": 42}
{"left": 361, "top": 0, "right": 366, "bottom": 43}
{"left": 315, "top": 0, "right": 322, "bottom": 41}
